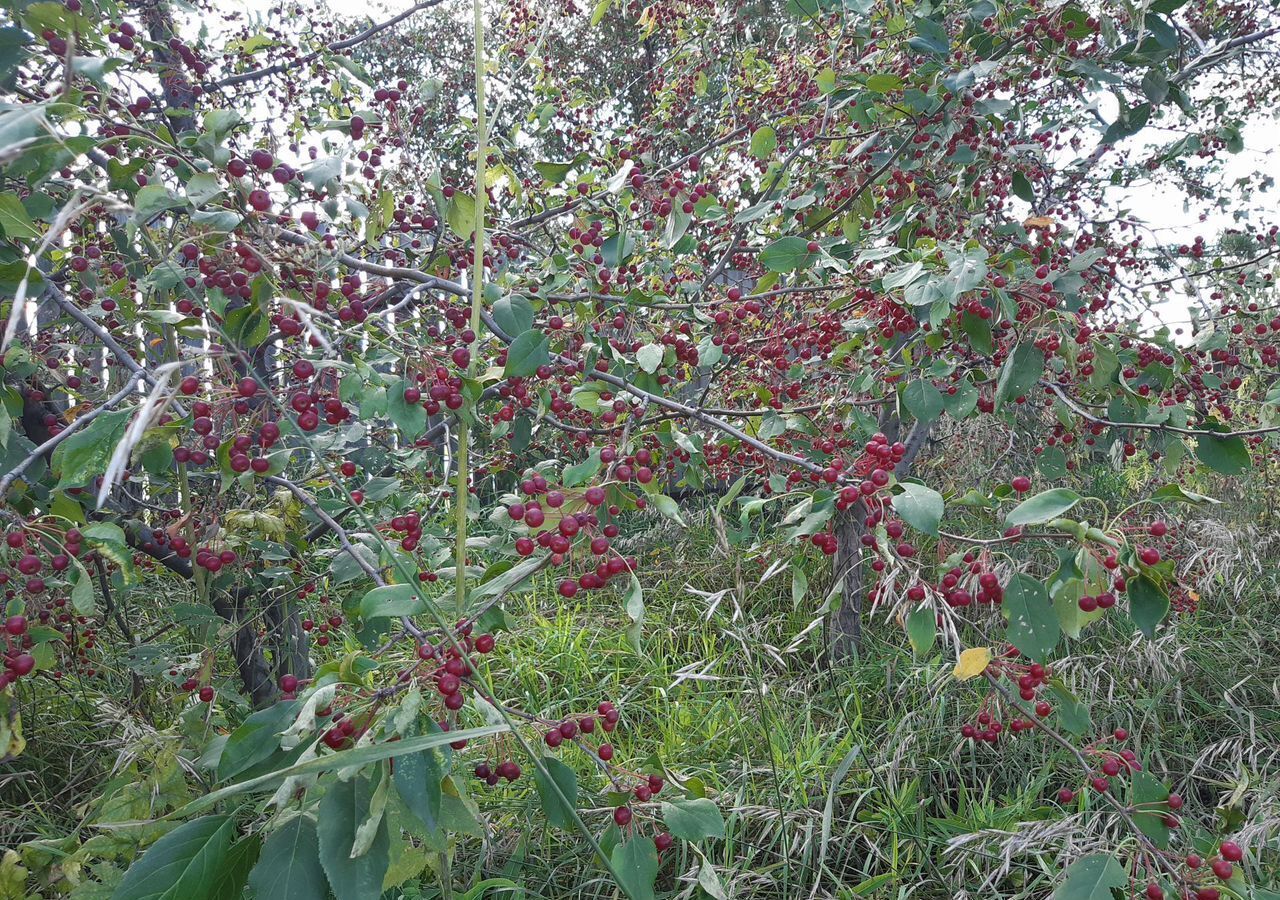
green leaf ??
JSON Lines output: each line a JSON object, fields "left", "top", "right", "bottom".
{"left": 184, "top": 173, "right": 222, "bottom": 207}
{"left": 51, "top": 408, "right": 132, "bottom": 490}
{"left": 901, "top": 380, "right": 943, "bottom": 422}
{"left": 1011, "top": 171, "right": 1035, "bottom": 203}
{"left": 386, "top": 378, "right": 427, "bottom": 440}
{"left": 865, "top": 73, "right": 902, "bottom": 93}
{"left": 69, "top": 558, "right": 95, "bottom": 615}
{"left": 217, "top": 700, "right": 298, "bottom": 782}
{"left": 1053, "top": 853, "right": 1126, "bottom": 900}
{"left": 1002, "top": 574, "right": 1059, "bottom": 661}
{"left": 994, "top": 343, "right": 1044, "bottom": 409}
{"left": 750, "top": 126, "right": 777, "bottom": 160}
{"left": 893, "top": 483, "right": 943, "bottom": 536}
{"left": 533, "top": 160, "right": 574, "bottom": 183}
{"left": 0, "top": 192, "right": 39, "bottom": 240}
{"left": 503, "top": 330, "right": 550, "bottom": 378}
{"left": 941, "top": 378, "right": 979, "bottom": 419}
{"left": 317, "top": 775, "right": 391, "bottom": 900}
{"left": 1127, "top": 574, "right": 1169, "bottom": 640}
{"left": 661, "top": 798, "right": 725, "bottom": 841}
{"left": 663, "top": 205, "right": 691, "bottom": 249}
{"left": 1193, "top": 432, "right": 1250, "bottom": 475}
{"left": 905, "top": 605, "right": 936, "bottom": 655}
{"left": 1005, "top": 488, "right": 1081, "bottom": 528}
{"left": 1141, "top": 68, "right": 1169, "bottom": 104}
{"left": 359, "top": 584, "right": 433, "bottom": 619}
{"left": 1131, "top": 771, "right": 1171, "bottom": 849}
{"left": 960, "top": 312, "right": 993, "bottom": 356}
{"left": 532, "top": 757, "right": 579, "bottom": 829}
{"left": 209, "top": 835, "right": 261, "bottom": 900}
{"left": 908, "top": 16, "right": 949, "bottom": 56}
{"left": 492, "top": 294, "right": 533, "bottom": 336}
{"left": 601, "top": 232, "right": 635, "bottom": 267}
{"left": 223, "top": 306, "right": 269, "bottom": 347}
{"left": 445, "top": 191, "right": 475, "bottom": 239}
{"left": 589, "top": 0, "right": 614, "bottom": 26}
{"left": 0, "top": 27, "right": 32, "bottom": 90}
{"left": 248, "top": 817, "right": 327, "bottom": 900}
{"left": 393, "top": 731, "right": 446, "bottom": 834}
{"left": 1047, "top": 679, "right": 1091, "bottom": 736}
{"left": 650, "top": 493, "right": 686, "bottom": 526}
{"left": 635, "top": 343, "right": 663, "bottom": 374}
{"left": 759, "top": 237, "right": 813, "bottom": 272}
{"left": 609, "top": 837, "right": 658, "bottom": 900}
{"left": 134, "top": 184, "right": 186, "bottom": 222}
{"left": 563, "top": 450, "right": 602, "bottom": 488}
{"left": 111, "top": 815, "right": 236, "bottom": 900}
{"left": 1150, "top": 484, "right": 1218, "bottom": 505}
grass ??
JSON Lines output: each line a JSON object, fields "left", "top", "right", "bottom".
{"left": 3, "top": 469, "right": 1280, "bottom": 898}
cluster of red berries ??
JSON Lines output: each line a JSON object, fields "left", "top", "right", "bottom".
{"left": 2, "top": 527, "right": 82, "bottom": 597}
{"left": 301, "top": 612, "right": 345, "bottom": 648}
{"left": 503, "top": 470, "right": 639, "bottom": 598}
{"left": 960, "top": 652, "right": 1055, "bottom": 743}
{"left": 1, "top": 615, "right": 36, "bottom": 688}
{"left": 543, "top": 700, "right": 621, "bottom": 749}
{"left": 415, "top": 621, "right": 495, "bottom": 712}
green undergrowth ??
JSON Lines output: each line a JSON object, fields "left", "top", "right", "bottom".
{"left": 3, "top": 475, "right": 1280, "bottom": 898}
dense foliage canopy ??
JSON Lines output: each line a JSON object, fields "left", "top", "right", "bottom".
{"left": 1, "top": 0, "right": 1278, "bottom": 895}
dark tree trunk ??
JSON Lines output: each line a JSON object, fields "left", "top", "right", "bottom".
{"left": 827, "top": 417, "right": 934, "bottom": 662}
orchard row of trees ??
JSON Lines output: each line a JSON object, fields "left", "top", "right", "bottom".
{"left": 0, "top": 0, "right": 1278, "bottom": 896}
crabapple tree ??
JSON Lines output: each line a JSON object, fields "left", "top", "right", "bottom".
{"left": 0, "top": 0, "right": 1278, "bottom": 896}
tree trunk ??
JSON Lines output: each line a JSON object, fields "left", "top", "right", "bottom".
{"left": 827, "top": 417, "right": 934, "bottom": 662}
{"left": 829, "top": 503, "right": 866, "bottom": 662}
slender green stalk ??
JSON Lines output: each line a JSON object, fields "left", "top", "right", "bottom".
{"left": 454, "top": 0, "right": 488, "bottom": 618}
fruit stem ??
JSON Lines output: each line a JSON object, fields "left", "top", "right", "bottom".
{"left": 453, "top": 0, "right": 487, "bottom": 619}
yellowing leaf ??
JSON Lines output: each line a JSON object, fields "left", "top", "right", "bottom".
{"left": 63, "top": 401, "right": 93, "bottom": 423}
{"left": 953, "top": 647, "right": 992, "bottom": 681}
{"left": 1023, "top": 216, "right": 1054, "bottom": 229}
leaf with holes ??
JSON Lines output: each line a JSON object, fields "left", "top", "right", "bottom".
{"left": 1002, "top": 574, "right": 1059, "bottom": 661}
{"left": 1053, "top": 853, "right": 1126, "bottom": 899}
